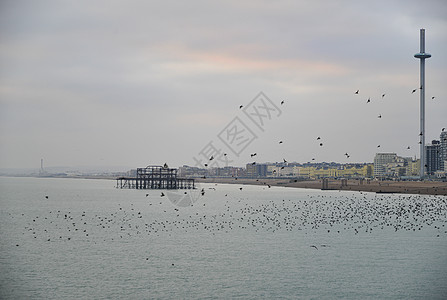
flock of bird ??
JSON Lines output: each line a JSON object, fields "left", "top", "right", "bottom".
{"left": 356, "top": 88, "right": 443, "bottom": 152}
{"left": 235, "top": 88, "right": 442, "bottom": 166}
{"left": 14, "top": 189, "right": 446, "bottom": 247}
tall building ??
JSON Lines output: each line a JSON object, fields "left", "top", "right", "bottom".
{"left": 426, "top": 140, "right": 441, "bottom": 175}
{"left": 440, "top": 131, "right": 447, "bottom": 171}
{"left": 373, "top": 153, "right": 397, "bottom": 178}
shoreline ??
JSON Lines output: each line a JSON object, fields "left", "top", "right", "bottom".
{"left": 196, "top": 178, "right": 447, "bottom": 196}
{"left": 2, "top": 175, "right": 446, "bottom": 196}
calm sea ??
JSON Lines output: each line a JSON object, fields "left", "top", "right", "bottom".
{"left": 1, "top": 176, "right": 446, "bottom": 299}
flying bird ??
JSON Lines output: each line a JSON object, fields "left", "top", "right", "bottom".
{"left": 310, "top": 245, "right": 318, "bottom": 250}
{"left": 354, "top": 90, "right": 359, "bottom": 94}
{"left": 279, "top": 141, "right": 283, "bottom": 144}
{"left": 283, "top": 158, "right": 287, "bottom": 163}
{"left": 250, "top": 153, "right": 257, "bottom": 157}
{"left": 163, "top": 163, "right": 169, "bottom": 168}
{"left": 280, "top": 100, "right": 285, "bottom": 105}
{"left": 160, "top": 192, "right": 165, "bottom": 197}
{"left": 431, "top": 96, "right": 436, "bottom": 100}
{"left": 366, "top": 98, "right": 371, "bottom": 103}
{"left": 442, "top": 128, "right": 445, "bottom": 132}
{"left": 382, "top": 93, "right": 386, "bottom": 98}
{"left": 316, "top": 137, "right": 321, "bottom": 140}
{"left": 377, "top": 145, "right": 381, "bottom": 148}
{"left": 209, "top": 156, "right": 214, "bottom": 161}
{"left": 378, "top": 114, "right": 382, "bottom": 118}
{"left": 407, "top": 146, "right": 411, "bottom": 150}
{"left": 239, "top": 105, "right": 243, "bottom": 109}
{"left": 319, "top": 143, "right": 323, "bottom": 146}
{"left": 412, "top": 87, "right": 422, "bottom": 94}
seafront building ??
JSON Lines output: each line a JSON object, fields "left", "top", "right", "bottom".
{"left": 248, "top": 162, "right": 372, "bottom": 179}
{"left": 179, "top": 165, "right": 245, "bottom": 178}
{"left": 374, "top": 153, "right": 420, "bottom": 179}
{"left": 425, "top": 140, "right": 441, "bottom": 175}
{"left": 440, "top": 131, "right": 447, "bottom": 171}
{"left": 246, "top": 163, "right": 268, "bottom": 178}
{"left": 374, "top": 153, "right": 398, "bottom": 178}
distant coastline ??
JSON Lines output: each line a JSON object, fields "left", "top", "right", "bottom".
{"left": 197, "top": 177, "right": 447, "bottom": 196}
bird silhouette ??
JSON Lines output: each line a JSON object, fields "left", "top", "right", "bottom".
{"left": 431, "top": 96, "right": 436, "bottom": 100}
{"left": 163, "top": 163, "right": 169, "bottom": 168}
{"left": 209, "top": 156, "right": 214, "bottom": 161}
{"left": 250, "top": 153, "right": 257, "bottom": 157}
{"left": 355, "top": 90, "right": 359, "bottom": 94}
{"left": 280, "top": 100, "right": 285, "bottom": 105}
{"left": 317, "top": 137, "right": 321, "bottom": 140}
{"left": 407, "top": 146, "right": 411, "bottom": 150}
{"left": 283, "top": 158, "right": 287, "bottom": 163}
{"left": 378, "top": 114, "right": 382, "bottom": 118}
{"left": 239, "top": 105, "right": 243, "bottom": 109}
{"left": 279, "top": 141, "right": 283, "bottom": 144}
{"left": 442, "top": 128, "right": 445, "bottom": 132}
{"left": 366, "top": 98, "right": 371, "bottom": 103}
{"left": 319, "top": 143, "right": 323, "bottom": 147}
{"left": 377, "top": 145, "right": 381, "bottom": 148}
{"left": 160, "top": 192, "right": 165, "bottom": 197}
{"left": 382, "top": 93, "right": 386, "bottom": 98}
{"left": 310, "top": 245, "right": 318, "bottom": 250}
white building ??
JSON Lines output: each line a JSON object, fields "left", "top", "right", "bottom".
{"left": 374, "top": 153, "right": 397, "bottom": 178}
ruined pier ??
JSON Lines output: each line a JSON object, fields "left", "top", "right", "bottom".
{"left": 116, "top": 165, "right": 195, "bottom": 189}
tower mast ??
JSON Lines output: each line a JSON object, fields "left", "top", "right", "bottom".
{"left": 414, "top": 29, "right": 431, "bottom": 179}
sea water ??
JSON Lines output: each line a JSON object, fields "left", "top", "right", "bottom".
{"left": 1, "top": 176, "right": 446, "bottom": 299}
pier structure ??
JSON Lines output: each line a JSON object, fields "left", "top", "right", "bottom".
{"left": 116, "top": 165, "right": 195, "bottom": 189}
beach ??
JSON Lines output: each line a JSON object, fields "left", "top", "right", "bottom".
{"left": 197, "top": 177, "right": 447, "bottom": 196}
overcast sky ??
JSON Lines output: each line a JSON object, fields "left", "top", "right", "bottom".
{"left": 1, "top": 0, "right": 446, "bottom": 170}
